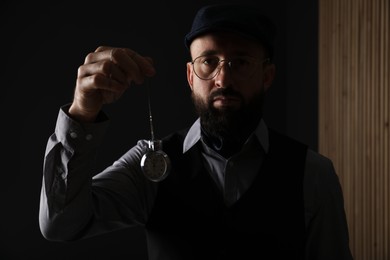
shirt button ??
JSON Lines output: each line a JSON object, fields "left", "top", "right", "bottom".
{"left": 69, "top": 131, "right": 78, "bottom": 139}
{"left": 85, "top": 134, "right": 93, "bottom": 141}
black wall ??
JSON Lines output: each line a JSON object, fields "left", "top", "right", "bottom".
{"left": 1, "top": 0, "right": 318, "bottom": 259}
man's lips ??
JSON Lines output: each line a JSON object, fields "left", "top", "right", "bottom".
{"left": 213, "top": 95, "right": 240, "bottom": 101}
{"left": 213, "top": 95, "right": 241, "bottom": 106}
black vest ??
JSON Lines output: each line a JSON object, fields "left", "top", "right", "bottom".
{"left": 145, "top": 128, "right": 307, "bottom": 260}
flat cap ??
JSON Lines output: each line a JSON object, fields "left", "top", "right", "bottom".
{"left": 184, "top": 3, "right": 277, "bottom": 59}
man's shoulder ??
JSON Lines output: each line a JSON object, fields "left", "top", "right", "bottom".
{"left": 306, "top": 148, "right": 335, "bottom": 171}
{"left": 271, "top": 128, "right": 334, "bottom": 166}
{"left": 160, "top": 127, "right": 192, "bottom": 153}
{"left": 267, "top": 127, "right": 309, "bottom": 152}
{"left": 162, "top": 127, "right": 191, "bottom": 142}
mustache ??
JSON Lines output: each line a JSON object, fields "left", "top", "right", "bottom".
{"left": 209, "top": 88, "right": 243, "bottom": 101}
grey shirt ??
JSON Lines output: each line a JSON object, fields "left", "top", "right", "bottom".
{"left": 39, "top": 104, "right": 353, "bottom": 259}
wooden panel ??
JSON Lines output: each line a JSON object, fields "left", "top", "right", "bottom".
{"left": 319, "top": 0, "right": 389, "bottom": 259}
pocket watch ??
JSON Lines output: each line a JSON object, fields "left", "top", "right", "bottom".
{"left": 140, "top": 78, "right": 171, "bottom": 182}
{"left": 141, "top": 140, "right": 171, "bottom": 182}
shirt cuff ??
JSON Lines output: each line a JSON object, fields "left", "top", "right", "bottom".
{"left": 55, "top": 104, "right": 110, "bottom": 153}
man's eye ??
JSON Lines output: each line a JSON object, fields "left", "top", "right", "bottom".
{"left": 234, "top": 58, "right": 250, "bottom": 66}
{"left": 203, "top": 57, "right": 219, "bottom": 66}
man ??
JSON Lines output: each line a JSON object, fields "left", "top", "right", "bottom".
{"left": 39, "top": 3, "right": 353, "bottom": 260}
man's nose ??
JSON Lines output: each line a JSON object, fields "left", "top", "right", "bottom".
{"left": 214, "top": 61, "right": 233, "bottom": 88}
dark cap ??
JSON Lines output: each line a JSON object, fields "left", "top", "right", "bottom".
{"left": 184, "top": 3, "right": 277, "bottom": 59}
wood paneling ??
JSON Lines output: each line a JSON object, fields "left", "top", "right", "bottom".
{"left": 319, "top": 0, "right": 389, "bottom": 259}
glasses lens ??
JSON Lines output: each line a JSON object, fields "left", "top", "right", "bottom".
{"left": 192, "top": 55, "right": 265, "bottom": 80}
{"left": 193, "top": 56, "right": 220, "bottom": 80}
{"left": 229, "top": 57, "right": 255, "bottom": 77}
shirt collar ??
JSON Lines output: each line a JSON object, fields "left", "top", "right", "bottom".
{"left": 183, "top": 117, "right": 269, "bottom": 154}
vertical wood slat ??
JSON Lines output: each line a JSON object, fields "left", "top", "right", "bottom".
{"left": 319, "top": 0, "right": 390, "bottom": 259}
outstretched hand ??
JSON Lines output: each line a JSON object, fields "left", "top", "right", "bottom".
{"left": 69, "top": 46, "right": 156, "bottom": 123}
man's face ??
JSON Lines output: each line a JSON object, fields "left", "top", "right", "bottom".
{"left": 186, "top": 32, "right": 275, "bottom": 138}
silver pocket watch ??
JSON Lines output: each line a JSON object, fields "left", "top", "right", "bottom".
{"left": 140, "top": 78, "right": 171, "bottom": 182}
{"left": 141, "top": 139, "right": 171, "bottom": 182}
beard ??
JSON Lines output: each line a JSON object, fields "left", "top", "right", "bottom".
{"left": 191, "top": 87, "right": 265, "bottom": 146}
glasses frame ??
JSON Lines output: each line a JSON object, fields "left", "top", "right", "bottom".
{"left": 190, "top": 55, "right": 271, "bottom": 81}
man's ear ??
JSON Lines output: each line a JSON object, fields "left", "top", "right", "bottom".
{"left": 263, "top": 63, "right": 276, "bottom": 91}
{"left": 186, "top": 62, "right": 194, "bottom": 91}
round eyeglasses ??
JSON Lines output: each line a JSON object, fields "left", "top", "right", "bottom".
{"left": 191, "top": 55, "right": 270, "bottom": 80}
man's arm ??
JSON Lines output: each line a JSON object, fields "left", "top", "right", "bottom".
{"left": 304, "top": 150, "right": 354, "bottom": 260}
{"left": 39, "top": 105, "right": 156, "bottom": 241}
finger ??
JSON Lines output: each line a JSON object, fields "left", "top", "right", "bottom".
{"left": 78, "top": 60, "right": 128, "bottom": 86}
{"left": 110, "top": 48, "right": 156, "bottom": 84}
{"left": 86, "top": 46, "right": 156, "bottom": 85}
{"left": 78, "top": 73, "right": 128, "bottom": 101}
{"left": 110, "top": 48, "right": 143, "bottom": 85}
{"left": 84, "top": 48, "right": 111, "bottom": 65}
{"left": 82, "top": 46, "right": 118, "bottom": 65}
{"left": 95, "top": 46, "right": 112, "bottom": 52}
{"left": 91, "top": 48, "right": 145, "bottom": 85}
{"left": 123, "top": 49, "right": 156, "bottom": 77}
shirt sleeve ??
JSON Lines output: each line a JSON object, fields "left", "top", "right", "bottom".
{"left": 304, "top": 150, "right": 354, "bottom": 260}
{"left": 39, "top": 104, "right": 157, "bottom": 242}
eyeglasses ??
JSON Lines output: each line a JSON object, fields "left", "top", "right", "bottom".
{"left": 191, "top": 55, "right": 270, "bottom": 80}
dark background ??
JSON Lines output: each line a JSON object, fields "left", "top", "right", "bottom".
{"left": 1, "top": 0, "right": 318, "bottom": 259}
